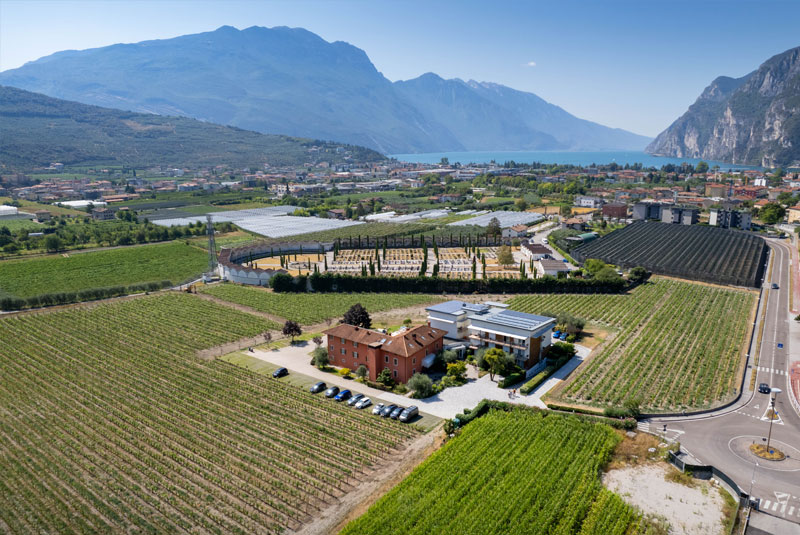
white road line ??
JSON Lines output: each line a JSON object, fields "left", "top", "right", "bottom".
{"left": 789, "top": 506, "right": 795, "bottom": 516}
{"left": 781, "top": 503, "right": 787, "bottom": 514}
{"left": 772, "top": 501, "right": 780, "bottom": 512}
{"left": 763, "top": 500, "right": 771, "bottom": 510}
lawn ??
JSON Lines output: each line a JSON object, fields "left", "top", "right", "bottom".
{"left": 507, "top": 278, "right": 756, "bottom": 412}
{"left": 0, "top": 293, "right": 418, "bottom": 534}
{"left": 199, "top": 283, "right": 443, "bottom": 325}
{"left": 342, "top": 409, "right": 647, "bottom": 535}
{"left": 0, "top": 241, "right": 207, "bottom": 298}
{"left": 0, "top": 218, "right": 44, "bottom": 232}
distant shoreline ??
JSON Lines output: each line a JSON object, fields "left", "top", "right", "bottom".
{"left": 390, "top": 150, "right": 760, "bottom": 170}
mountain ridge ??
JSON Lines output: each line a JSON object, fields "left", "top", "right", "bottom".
{"left": 646, "top": 46, "right": 800, "bottom": 167}
{"left": 0, "top": 25, "right": 650, "bottom": 154}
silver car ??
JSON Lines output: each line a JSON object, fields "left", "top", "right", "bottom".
{"left": 347, "top": 393, "right": 365, "bottom": 406}
{"left": 355, "top": 397, "right": 372, "bottom": 410}
{"left": 372, "top": 403, "right": 385, "bottom": 415}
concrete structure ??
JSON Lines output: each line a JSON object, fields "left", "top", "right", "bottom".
{"left": 704, "top": 183, "right": 729, "bottom": 198}
{"left": 425, "top": 301, "right": 507, "bottom": 340}
{"left": 91, "top": 208, "right": 115, "bottom": 221}
{"left": 709, "top": 208, "right": 752, "bottom": 231}
{"left": 602, "top": 202, "right": 628, "bottom": 219}
{"left": 34, "top": 210, "right": 51, "bottom": 222}
{"left": 574, "top": 195, "right": 603, "bottom": 209}
{"left": 661, "top": 205, "right": 699, "bottom": 225}
{"left": 562, "top": 217, "right": 586, "bottom": 231}
{"left": 787, "top": 205, "right": 800, "bottom": 225}
{"left": 323, "top": 323, "right": 445, "bottom": 383}
{"left": 501, "top": 224, "right": 528, "bottom": 238}
{"left": 534, "top": 258, "right": 569, "bottom": 278}
{"left": 632, "top": 201, "right": 665, "bottom": 221}
{"left": 467, "top": 309, "right": 555, "bottom": 370}
{"left": 520, "top": 242, "right": 552, "bottom": 260}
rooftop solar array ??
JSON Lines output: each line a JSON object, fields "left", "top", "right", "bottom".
{"left": 448, "top": 211, "right": 544, "bottom": 228}
{"left": 474, "top": 309, "right": 554, "bottom": 331}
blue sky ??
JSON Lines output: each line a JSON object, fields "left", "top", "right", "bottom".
{"left": 1, "top": 0, "right": 798, "bottom": 137}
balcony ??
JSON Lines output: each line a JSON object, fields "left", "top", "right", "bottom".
{"left": 468, "top": 333, "right": 527, "bottom": 351}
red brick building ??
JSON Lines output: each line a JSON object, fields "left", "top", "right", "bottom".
{"left": 602, "top": 202, "right": 628, "bottom": 219}
{"left": 323, "top": 324, "right": 446, "bottom": 383}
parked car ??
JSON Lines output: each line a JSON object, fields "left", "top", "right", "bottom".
{"left": 771, "top": 283, "right": 779, "bottom": 289}
{"left": 325, "top": 386, "right": 340, "bottom": 398}
{"left": 372, "top": 403, "right": 386, "bottom": 415}
{"left": 553, "top": 330, "right": 561, "bottom": 337}
{"left": 334, "top": 389, "right": 352, "bottom": 402}
{"left": 381, "top": 404, "right": 398, "bottom": 417}
{"left": 309, "top": 381, "right": 326, "bottom": 394}
{"left": 347, "top": 393, "right": 365, "bottom": 406}
{"left": 758, "top": 383, "right": 771, "bottom": 394}
{"left": 390, "top": 406, "right": 404, "bottom": 420}
{"left": 542, "top": 239, "right": 549, "bottom": 244}
{"left": 559, "top": 333, "right": 568, "bottom": 340}
{"left": 399, "top": 406, "right": 419, "bottom": 423}
{"left": 272, "top": 367, "right": 288, "bottom": 378}
{"left": 355, "top": 397, "right": 372, "bottom": 409}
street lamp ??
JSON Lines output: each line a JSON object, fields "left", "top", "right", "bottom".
{"left": 765, "top": 388, "right": 782, "bottom": 453}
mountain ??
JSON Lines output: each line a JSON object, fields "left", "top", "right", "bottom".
{"left": 0, "top": 85, "right": 385, "bottom": 170}
{"left": 0, "top": 25, "right": 650, "bottom": 154}
{"left": 647, "top": 46, "right": 800, "bottom": 167}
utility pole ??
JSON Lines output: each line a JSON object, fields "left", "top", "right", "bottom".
{"left": 765, "top": 388, "right": 782, "bottom": 453}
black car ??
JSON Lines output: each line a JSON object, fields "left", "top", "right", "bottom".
{"left": 380, "top": 404, "right": 398, "bottom": 418}
{"left": 771, "top": 283, "right": 779, "bottom": 290}
{"left": 309, "top": 381, "right": 326, "bottom": 394}
{"left": 390, "top": 406, "right": 404, "bottom": 420}
{"left": 758, "top": 383, "right": 771, "bottom": 394}
{"left": 325, "top": 386, "right": 340, "bottom": 398}
{"left": 272, "top": 367, "right": 289, "bottom": 378}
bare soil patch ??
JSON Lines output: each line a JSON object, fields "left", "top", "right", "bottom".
{"left": 603, "top": 464, "right": 726, "bottom": 535}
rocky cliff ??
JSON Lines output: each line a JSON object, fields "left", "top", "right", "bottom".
{"left": 647, "top": 46, "right": 800, "bottom": 167}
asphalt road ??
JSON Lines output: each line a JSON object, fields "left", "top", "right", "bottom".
{"left": 646, "top": 239, "right": 800, "bottom": 525}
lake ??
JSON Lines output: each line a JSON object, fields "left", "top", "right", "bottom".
{"left": 389, "top": 150, "right": 759, "bottom": 170}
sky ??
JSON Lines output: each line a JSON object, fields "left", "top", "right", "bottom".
{"left": 1, "top": 0, "right": 799, "bottom": 137}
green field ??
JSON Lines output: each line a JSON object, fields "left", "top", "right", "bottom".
{"left": 0, "top": 241, "right": 207, "bottom": 298}
{"left": 199, "top": 283, "right": 443, "bottom": 324}
{"left": 0, "top": 293, "right": 418, "bottom": 534}
{"left": 0, "top": 218, "right": 44, "bottom": 232}
{"left": 507, "top": 278, "right": 755, "bottom": 411}
{"left": 343, "top": 410, "right": 646, "bottom": 535}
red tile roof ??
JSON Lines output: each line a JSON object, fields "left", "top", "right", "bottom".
{"left": 323, "top": 323, "right": 446, "bottom": 358}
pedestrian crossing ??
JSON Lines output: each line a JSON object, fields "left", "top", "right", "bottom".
{"left": 636, "top": 422, "right": 649, "bottom": 432}
{"left": 757, "top": 497, "right": 800, "bottom": 518}
{"left": 756, "top": 366, "right": 787, "bottom": 376}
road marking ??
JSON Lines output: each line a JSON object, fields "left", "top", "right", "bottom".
{"left": 789, "top": 506, "right": 795, "bottom": 516}
{"left": 763, "top": 499, "right": 771, "bottom": 510}
{"left": 772, "top": 501, "right": 779, "bottom": 512}
{"left": 756, "top": 366, "right": 786, "bottom": 375}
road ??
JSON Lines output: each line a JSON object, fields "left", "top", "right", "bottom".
{"left": 645, "top": 239, "right": 800, "bottom": 526}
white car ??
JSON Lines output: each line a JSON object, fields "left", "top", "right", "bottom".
{"left": 372, "top": 402, "right": 385, "bottom": 415}
{"left": 542, "top": 239, "right": 549, "bottom": 244}
{"left": 355, "top": 397, "right": 372, "bottom": 409}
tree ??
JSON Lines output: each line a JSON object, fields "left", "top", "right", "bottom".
{"left": 355, "top": 364, "right": 368, "bottom": 379}
{"left": 515, "top": 198, "right": 529, "bottom": 212}
{"left": 486, "top": 217, "right": 501, "bottom": 237}
{"left": 628, "top": 266, "right": 650, "bottom": 284}
{"left": 282, "top": 320, "right": 302, "bottom": 343}
{"left": 695, "top": 161, "right": 709, "bottom": 174}
{"left": 342, "top": 303, "right": 371, "bottom": 328}
{"left": 312, "top": 347, "right": 329, "bottom": 368}
{"left": 407, "top": 372, "right": 434, "bottom": 398}
{"left": 262, "top": 332, "right": 273, "bottom": 344}
{"left": 496, "top": 244, "right": 514, "bottom": 266}
{"left": 484, "top": 348, "right": 509, "bottom": 381}
{"left": 583, "top": 258, "right": 608, "bottom": 275}
{"left": 594, "top": 267, "right": 622, "bottom": 282}
{"left": 441, "top": 349, "right": 460, "bottom": 364}
{"left": 446, "top": 361, "right": 467, "bottom": 380}
{"left": 759, "top": 202, "right": 786, "bottom": 224}
{"left": 44, "top": 234, "right": 62, "bottom": 252}
{"left": 312, "top": 336, "right": 323, "bottom": 348}
{"left": 376, "top": 367, "right": 395, "bottom": 388}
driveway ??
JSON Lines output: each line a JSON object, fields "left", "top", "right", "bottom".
{"left": 250, "top": 342, "right": 590, "bottom": 419}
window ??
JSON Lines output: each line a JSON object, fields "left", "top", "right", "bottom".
{"left": 342, "top": 358, "right": 346, "bottom": 364}
{"left": 353, "top": 342, "right": 358, "bottom": 348}
{"left": 329, "top": 345, "right": 334, "bottom": 351}
{"left": 341, "top": 348, "right": 346, "bottom": 355}
{"left": 412, "top": 368, "right": 416, "bottom": 375}
{"left": 385, "top": 355, "right": 389, "bottom": 363}
{"left": 393, "top": 370, "right": 398, "bottom": 377}
{"left": 341, "top": 337, "right": 346, "bottom": 344}
{"left": 353, "top": 352, "right": 358, "bottom": 359}
{"left": 412, "top": 357, "right": 416, "bottom": 364}
{"left": 393, "top": 358, "right": 398, "bottom": 366}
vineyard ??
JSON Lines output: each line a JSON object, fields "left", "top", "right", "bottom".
{"left": 0, "top": 241, "right": 207, "bottom": 298}
{"left": 508, "top": 278, "right": 755, "bottom": 411}
{"left": 571, "top": 222, "right": 768, "bottom": 287}
{"left": 342, "top": 410, "right": 647, "bottom": 535}
{"left": 0, "top": 293, "right": 419, "bottom": 534}
{"left": 199, "top": 283, "right": 443, "bottom": 325}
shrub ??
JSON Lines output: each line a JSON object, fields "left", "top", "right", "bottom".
{"left": 520, "top": 369, "right": 550, "bottom": 395}
{"left": 312, "top": 347, "right": 329, "bottom": 368}
{"left": 499, "top": 372, "right": 525, "bottom": 388}
{"left": 338, "top": 367, "right": 352, "bottom": 378}
{"left": 408, "top": 372, "right": 435, "bottom": 398}
{"left": 355, "top": 364, "right": 368, "bottom": 379}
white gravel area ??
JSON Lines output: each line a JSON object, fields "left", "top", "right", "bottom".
{"left": 603, "top": 464, "right": 726, "bottom": 535}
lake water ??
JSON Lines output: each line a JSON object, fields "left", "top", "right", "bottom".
{"left": 389, "top": 150, "right": 759, "bottom": 170}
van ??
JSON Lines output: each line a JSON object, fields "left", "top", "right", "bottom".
{"left": 399, "top": 406, "right": 419, "bottom": 423}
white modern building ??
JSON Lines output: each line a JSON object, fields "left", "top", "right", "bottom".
{"left": 426, "top": 300, "right": 555, "bottom": 372}
{"left": 534, "top": 258, "right": 569, "bottom": 278}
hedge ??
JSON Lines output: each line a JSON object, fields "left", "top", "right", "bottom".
{"left": 499, "top": 372, "right": 526, "bottom": 388}
{"left": 271, "top": 272, "right": 628, "bottom": 294}
{"left": 0, "top": 280, "right": 173, "bottom": 311}
{"left": 453, "top": 399, "right": 636, "bottom": 430}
